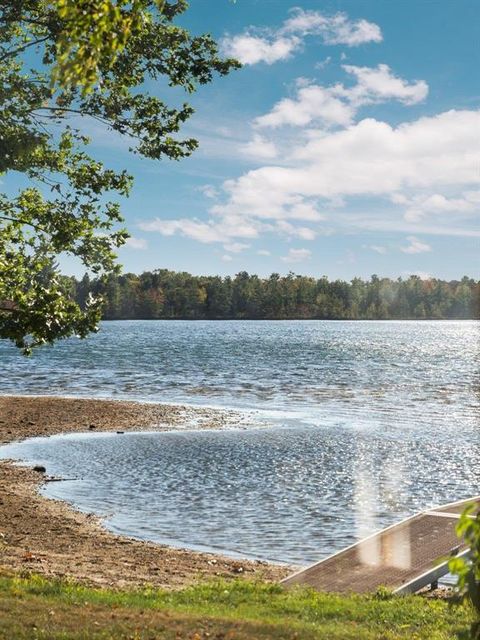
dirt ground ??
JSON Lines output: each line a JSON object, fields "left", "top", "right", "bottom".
{"left": 0, "top": 395, "right": 290, "bottom": 589}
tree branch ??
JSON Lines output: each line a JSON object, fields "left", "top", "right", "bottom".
{"left": 33, "top": 106, "right": 114, "bottom": 129}
{"left": 0, "top": 36, "right": 50, "bottom": 62}
{"left": 0, "top": 214, "right": 46, "bottom": 233}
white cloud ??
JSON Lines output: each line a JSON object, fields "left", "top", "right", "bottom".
{"left": 400, "top": 236, "right": 432, "bottom": 254}
{"left": 140, "top": 102, "right": 480, "bottom": 248}
{"left": 221, "top": 254, "right": 233, "bottom": 262}
{"left": 240, "top": 134, "right": 278, "bottom": 159}
{"left": 315, "top": 56, "right": 331, "bottom": 70}
{"left": 141, "top": 108, "right": 480, "bottom": 248}
{"left": 223, "top": 242, "right": 250, "bottom": 253}
{"left": 282, "top": 9, "right": 383, "bottom": 47}
{"left": 291, "top": 109, "right": 480, "bottom": 195}
{"left": 221, "top": 10, "right": 381, "bottom": 66}
{"left": 199, "top": 184, "right": 219, "bottom": 199}
{"left": 281, "top": 248, "right": 312, "bottom": 263}
{"left": 255, "top": 83, "right": 354, "bottom": 129}
{"left": 276, "top": 220, "right": 317, "bottom": 240}
{"left": 257, "top": 249, "right": 271, "bottom": 256}
{"left": 255, "top": 65, "right": 428, "bottom": 129}
{"left": 396, "top": 191, "right": 480, "bottom": 222}
{"left": 138, "top": 217, "right": 260, "bottom": 244}
{"left": 138, "top": 218, "right": 220, "bottom": 242}
{"left": 342, "top": 64, "right": 428, "bottom": 106}
{"left": 222, "top": 34, "right": 300, "bottom": 65}
{"left": 207, "top": 109, "right": 480, "bottom": 242}
{"left": 124, "top": 236, "right": 147, "bottom": 250}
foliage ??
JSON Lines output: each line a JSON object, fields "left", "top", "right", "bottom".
{"left": 72, "top": 270, "right": 480, "bottom": 321}
{"left": 52, "top": 0, "right": 175, "bottom": 94}
{"left": 0, "top": 1, "right": 239, "bottom": 353}
{"left": 0, "top": 571, "right": 473, "bottom": 639}
{"left": 449, "top": 504, "right": 480, "bottom": 639}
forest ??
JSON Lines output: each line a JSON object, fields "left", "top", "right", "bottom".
{"left": 69, "top": 270, "right": 479, "bottom": 321}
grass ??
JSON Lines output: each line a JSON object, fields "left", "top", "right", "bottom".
{"left": 0, "top": 571, "right": 473, "bottom": 639}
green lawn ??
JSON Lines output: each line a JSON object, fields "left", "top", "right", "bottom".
{"left": 0, "top": 572, "right": 473, "bottom": 639}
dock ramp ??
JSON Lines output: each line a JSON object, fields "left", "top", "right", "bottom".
{"left": 282, "top": 497, "right": 480, "bottom": 594}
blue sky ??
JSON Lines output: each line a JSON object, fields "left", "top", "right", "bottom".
{"left": 10, "top": 0, "right": 480, "bottom": 279}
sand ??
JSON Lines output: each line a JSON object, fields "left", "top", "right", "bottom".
{"left": 0, "top": 395, "right": 290, "bottom": 588}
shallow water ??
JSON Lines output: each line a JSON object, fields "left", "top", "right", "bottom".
{"left": 2, "top": 424, "right": 479, "bottom": 565}
{"left": 1, "top": 320, "right": 479, "bottom": 563}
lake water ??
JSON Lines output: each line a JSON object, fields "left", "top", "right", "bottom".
{"left": 1, "top": 320, "right": 479, "bottom": 564}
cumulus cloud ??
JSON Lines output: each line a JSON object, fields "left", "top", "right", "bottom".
{"left": 395, "top": 191, "right": 480, "bottom": 222}
{"left": 139, "top": 109, "right": 480, "bottom": 248}
{"left": 222, "top": 34, "right": 300, "bottom": 65}
{"left": 255, "top": 83, "right": 354, "bottom": 129}
{"left": 257, "top": 249, "right": 271, "bottom": 256}
{"left": 255, "top": 65, "right": 428, "bottom": 129}
{"left": 400, "top": 236, "right": 432, "bottom": 254}
{"left": 221, "top": 9, "right": 382, "bottom": 66}
{"left": 216, "top": 109, "right": 480, "bottom": 239}
{"left": 289, "top": 109, "right": 480, "bottom": 196}
{"left": 240, "top": 134, "right": 278, "bottom": 159}
{"left": 342, "top": 64, "right": 428, "bottom": 106}
{"left": 282, "top": 9, "right": 383, "bottom": 46}
{"left": 281, "top": 248, "right": 312, "bottom": 263}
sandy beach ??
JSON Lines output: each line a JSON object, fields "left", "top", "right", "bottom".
{"left": 0, "top": 395, "right": 290, "bottom": 588}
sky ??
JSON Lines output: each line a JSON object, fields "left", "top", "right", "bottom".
{"left": 10, "top": 0, "right": 480, "bottom": 280}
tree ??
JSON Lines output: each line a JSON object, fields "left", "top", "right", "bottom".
{"left": 450, "top": 504, "right": 480, "bottom": 639}
{"left": 0, "top": 0, "right": 239, "bottom": 352}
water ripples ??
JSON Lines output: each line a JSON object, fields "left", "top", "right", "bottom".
{"left": 1, "top": 320, "right": 478, "bottom": 563}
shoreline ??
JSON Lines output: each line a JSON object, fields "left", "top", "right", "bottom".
{"left": 0, "top": 395, "right": 291, "bottom": 588}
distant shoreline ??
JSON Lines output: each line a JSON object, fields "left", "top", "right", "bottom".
{"left": 95, "top": 317, "right": 479, "bottom": 321}
{"left": 0, "top": 395, "right": 289, "bottom": 589}
{"left": 73, "top": 270, "right": 479, "bottom": 322}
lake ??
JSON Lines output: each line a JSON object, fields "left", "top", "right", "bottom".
{"left": 1, "top": 320, "right": 479, "bottom": 564}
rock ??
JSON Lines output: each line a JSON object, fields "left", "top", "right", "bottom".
{"left": 116, "top": 430, "right": 124, "bottom": 434}
{"left": 33, "top": 465, "right": 46, "bottom": 473}
{"left": 88, "top": 424, "right": 96, "bottom": 430}
{"left": 231, "top": 563, "right": 244, "bottom": 573}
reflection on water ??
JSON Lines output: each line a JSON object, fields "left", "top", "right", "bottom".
{"left": 1, "top": 424, "right": 479, "bottom": 565}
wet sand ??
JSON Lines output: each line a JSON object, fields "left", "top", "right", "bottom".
{"left": 0, "top": 395, "right": 290, "bottom": 588}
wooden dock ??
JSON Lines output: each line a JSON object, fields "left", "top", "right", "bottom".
{"left": 282, "top": 496, "right": 480, "bottom": 594}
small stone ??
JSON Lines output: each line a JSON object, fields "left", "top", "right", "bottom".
{"left": 88, "top": 424, "right": 96, "bottom": 430}
{"left": 33, "top": 465, "right": 46, "bottom": 473}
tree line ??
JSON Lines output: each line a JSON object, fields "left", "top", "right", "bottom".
{"left": 69, "top": 270, "right": 479, "bottom": 321}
